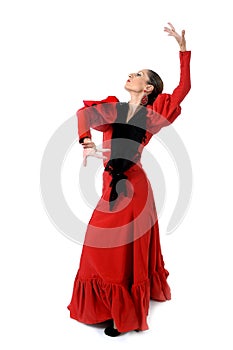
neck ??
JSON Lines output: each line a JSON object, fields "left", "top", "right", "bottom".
{"left": 128, "top": 92, "right": 144, "bottom": 106}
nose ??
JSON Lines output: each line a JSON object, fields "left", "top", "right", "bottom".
{"left": 128, "top": 73, "right": 135, "bottom": 79}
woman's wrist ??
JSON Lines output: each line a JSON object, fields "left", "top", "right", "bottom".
{"left": 79, "top": 137, "right": 92, "bottom": 144}
{"left": 180, "top": 43, "right": 186, "bottom": 52}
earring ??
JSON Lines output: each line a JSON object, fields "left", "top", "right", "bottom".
{"left": 140, "top": 92, "right": 148, "bottom": 106}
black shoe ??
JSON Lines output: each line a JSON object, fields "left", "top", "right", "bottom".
{"left": 104, "top": 326, "right": 121, "bottom": 337}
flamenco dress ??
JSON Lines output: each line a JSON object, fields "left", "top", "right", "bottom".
{"left": 67, "top": 51, "right": 191, "bottom": 333}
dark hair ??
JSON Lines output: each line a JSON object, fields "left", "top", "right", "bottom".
{"left": 146, "top": 70, "right": 164, "bottom": 105}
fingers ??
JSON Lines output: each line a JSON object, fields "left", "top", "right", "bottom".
{"left": 82, "top": 141, "right": 96, "bottom": 149}
{"left": 94, "top": 153, "right": 108, "bottom": 160}
{"left": 82, "top": 142, "right": 111, "bottom": 154}
{"left": 83, "top": 148, "right": 94, "bottom": 166}
{"left": 83, "top": 154, "right": 87, "bottom": 167}
{"left": 164, "top": 26, "right": 171, "bottom": 34}
{"left": 82, "top": 147, "right": 110, "bottom": 166}
{"left": 167, "top": 22, "right": 175, "bottom": 31}
{"left": 164, "top": 23, "right": 185, "bottom": 37}
{"left": 83, "top": 153, "right": 107, "bottom": 166}
{"left": 96, "top": 147, "right": 111, "bottom": 153}
{"left": 164, "top": 22, "right": 176, "bottom": 35}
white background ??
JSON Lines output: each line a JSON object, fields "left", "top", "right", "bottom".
{"left": 1, "top": 0, "right": 233, "bottom": 349}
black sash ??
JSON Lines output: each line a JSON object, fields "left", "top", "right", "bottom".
{"left": 104, "top": 103, "right": 147, "bottom": 210}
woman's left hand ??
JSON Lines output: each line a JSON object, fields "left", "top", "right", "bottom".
{"left": 164, "top": 22, "right": 186, "bottom": 52}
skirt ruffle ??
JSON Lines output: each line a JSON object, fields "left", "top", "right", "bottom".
{"left": 67, "top": 267, "right": 171, "bottom": 333}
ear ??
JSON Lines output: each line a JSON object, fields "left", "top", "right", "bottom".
{"left": 144, "top": 84, "right": 154, "bottom": 94}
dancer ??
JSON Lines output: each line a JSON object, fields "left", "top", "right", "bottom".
{"left": 68, "top": 22, "right": 191, "bottom": 337}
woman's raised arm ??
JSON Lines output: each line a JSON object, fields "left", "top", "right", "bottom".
{"left": 147, "top": 24, "right": 191, "bottom": 134}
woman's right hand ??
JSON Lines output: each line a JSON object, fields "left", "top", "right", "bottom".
{"left": 81, "top": 138, "right": 111, "bottom": 167}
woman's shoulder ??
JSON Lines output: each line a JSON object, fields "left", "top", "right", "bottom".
{"left": 147, "top": 93, "right": 171, "bottom": 111}
{"left": 82, "top": 96, "right": 119, "bottom": 107}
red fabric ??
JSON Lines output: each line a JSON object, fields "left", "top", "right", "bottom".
{"left": 68, "top": 51, "right": 191, "bottom": 332}
{"left": 77, "top": 96, "right": 119, "bottom": 141}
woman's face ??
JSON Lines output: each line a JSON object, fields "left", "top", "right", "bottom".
{"left": 124, "top": 69, "right": 151, "bottom": 93}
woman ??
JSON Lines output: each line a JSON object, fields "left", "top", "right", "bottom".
{"left": 67, "top": 23, "right": 191, "bottom": 337}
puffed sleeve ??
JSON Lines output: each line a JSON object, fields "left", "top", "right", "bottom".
{"left": 147, "top": 51, "right": 191, "bottom": 135}
{"left": 77, "top": 95, "right": 119, "bottom": 143}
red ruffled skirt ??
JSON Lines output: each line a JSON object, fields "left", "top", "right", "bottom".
{"left": 67, "top": 162, "right": 171, "bottom": 333}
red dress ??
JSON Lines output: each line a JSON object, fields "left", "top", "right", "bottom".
{"left": 67, "top": 51, "right": 191, "bottom": 333}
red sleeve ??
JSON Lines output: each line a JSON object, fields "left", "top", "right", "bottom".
{"left": 77, "top": 96, "right": 119, "bottom": 143}
{"left": 147, "top": 51, "right": 191, "bottom": 134}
